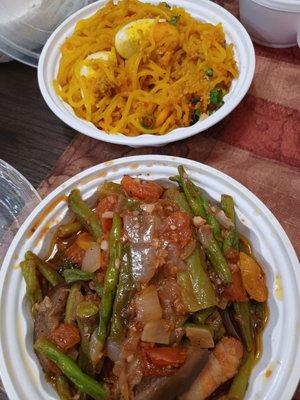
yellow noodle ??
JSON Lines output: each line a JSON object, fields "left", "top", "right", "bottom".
{"left": 55, "top": 0, "right": 238, "bottom": 136}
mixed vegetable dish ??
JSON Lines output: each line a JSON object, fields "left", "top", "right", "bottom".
{"left": 21, "top": 166, "right": 268, "bottom": 400}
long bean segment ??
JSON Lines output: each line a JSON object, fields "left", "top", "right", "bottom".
{"left": 63, "top": 269, "right": 94, "bottom": 284}
{"left": 223, "top": 229, "right": 240, "bottom": 253}
{"left": 55, "top": 375, "right": 73, "bottom": 400}
{"left": 177, "top": 271, "right": 202, "bottom": 312}
{"left": 110, "top": 245, "right": 135, "bottom": 341}
{"left": 164, "top": 187, "right": 193, "bottom": 217}
{"left": 65, "top": 283, "right": 82, "bottom": 324}
{"left": 34, "top": 338, "right": 108, "bottom": 399}
{"left": 198, "top": 227, "right": 232, "bottom": 284}
{"left": 99, "top": 181, "right": 121, "bottom": 197}
{"left": 25, "top": 251, "right": 64, "bottom": 286}
{"left": 172, "top": 166, "right": 206, "bottom": 218}
{"left": 228, "top": 351, "right": 255, "bottom": 400}
{"left": 68, "top": 189, "right": 102, "bottom": 241}
{"left": 221, "top": 194, "right": 235, "bottom": 223}
{"left": 77, "top": 320, "right": 94, "bottom": 375}
{"left": 57, "top": 221, "right": 82, "bottom": 238}
{"left": 98, "top": 213, "right": 122, "bottom": 343}
{"left": 176, "top": 166, "right": 222, "bottom": 242}
{"left": 20, "top": 260, "right": 42, "bottom": 308}
{"left": 186, "top": 246, "right": 217, "bottom": 310}
{"left": 233, "top": 301, "right": 253, "bottom": 352}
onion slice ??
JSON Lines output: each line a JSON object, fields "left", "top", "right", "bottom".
{"left": 141, "top": 319, "right": 170, "bottom": 344}
{"left": 136, "top": 285, "right": 162, "bottom": 324}
{"left": 81, "top": 242, "right": 101, "bottom": 273}
{"left": 215, "top": 209, "right": 234, "bottom": 229}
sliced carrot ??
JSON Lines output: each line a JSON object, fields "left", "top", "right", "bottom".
{"left": 239, "top": 252, "right": 267, "bottom": 302}
{"left": 121, "top": 176, "right": 163, "bottom": 203}
{"left": 145, "top": 346, "right": 187, "bottom": 366}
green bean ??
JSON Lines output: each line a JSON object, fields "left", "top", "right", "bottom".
{"left": 174, "top": 167, "right": 222, "bottom": 242}
{"left": 76, "top": 301, "right": 99, "bottom": 319}
{"left": 20, "top": 260, "right": 42, "bottom": 308}
{"left": 61, "top": 257, "right": 77, "bottom": 270}
{"left": 25, "top": 251, "right": 64, "bottom": 286}
{"left": 163, "top": 187, "right": 193, "bottom": 217}
{"left": 110, "top": 245, "right": 135, "bottom": 341}
{"left": 223, "top": 229, "right": 240, "bottom": 253}
{"left": 94, "top": 282, "right": 103, "bottom": 299}
{"left": 34, "top": 338, "right": 108, "bottom": 399}
{"left": 63, "top": 269, "right": 94, "bottom": 284}
{"left": 121, "top": 197, "right": 140, "bottom": 211}
{"left": 55, "top": 375, "right": 72, "bottom": 400}
{"left": 57, "top": 221, "right": 82, "bottom": 238}
{"left": 233, "top": 301, "right": 254, "bottom": 352}
{"left": 65, "top": 283, "right": 81, "bottom": 324}
{"left": 98, "top": 214, "right": 122, "bottom": 343}
{"left": 171, "top": 166, "right": 206, "bottom": 218}
{"left": 228, "top": 351, "right": 255, "bottom": 400}
{"left": 186, "top": 246, "right": 217, "bottom": 309}
{"left": 205, "top": 310, "right": 225, "bottom": 341}
{"left": 99, "top": 181, "right": 121, "bottom": 197}
{"left": 68, "top": 189, "right": 102, "bottom": 241}
{"left": 194, "top": 307, "right": 215, "bottom": 325}
{"left": 205, "top": 211, "right": 223, "bottom": 243}
{"left": 196, "top": 190, "right": 222, "bottom": 243}
{"left": 177, "top": 271, "right": 202, "bottom": 312}
{"left": 198, "top": 227, "right": 232, "bottom": 284}
{"left": 77, "top": 320, "right": 94, "bottom": 375}
{"left": 221, "top": 194, "right": 235, "bottom": 223}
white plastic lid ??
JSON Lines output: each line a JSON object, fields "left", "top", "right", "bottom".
{"left": 0, "top": 0, "right": 96, "bottom": 67}
{"left": 251, "top": 0, "right": 300, "bottom": 12}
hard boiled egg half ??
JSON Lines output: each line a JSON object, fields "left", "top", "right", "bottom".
{"left": 115, "top": 18, "right": 157, "bottom": 59}
{"left": 80, "top": 50, "right": 116, "bottom": 77}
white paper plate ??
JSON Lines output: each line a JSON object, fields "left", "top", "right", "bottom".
{"left": 38, "top": 0, "right": 255, "bottom": 147}
{"left": 0, "top": 155, "right": 299, "bottom": 400}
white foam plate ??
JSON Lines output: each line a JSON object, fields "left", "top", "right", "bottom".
{"left": 38, "top": 0, "right": 255, "bottom": 147}
{"left": 0, "top": 155, "right": 299, "bottom": 400}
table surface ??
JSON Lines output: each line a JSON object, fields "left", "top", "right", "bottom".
{"left": 0, "top": 1, "right": 299, "bottom": 399}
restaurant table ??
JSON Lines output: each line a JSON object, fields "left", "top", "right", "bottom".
{"left": 0, "top": 0, "right": 299, "bottom": 399}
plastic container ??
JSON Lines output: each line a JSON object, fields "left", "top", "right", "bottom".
{"left": 38, "top": 0, "right": 255, "bottom": 148}
{"left": 0, "top": 155, "right": 300, "bottom": 400}
{"left": 0, "top": 0, "right": 96, "bottom": 67}
{"left": 239, "top": 0, "right": 300, "bottom": 48}
{"left": 0, "top": 159, "right": 41, "bottom": 394}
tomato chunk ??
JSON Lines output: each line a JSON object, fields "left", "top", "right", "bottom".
{"left": 121, "top": 176, "right": 163, "bottom": 203}
{"left": 223, "top": 268, "right": 248, "bottom": 302}
{"left": 96, "top": 195, "right": 118, "bottom": 232}
{"left": 161, "top": 211, "right": 192, "bottom": 249}
{"left": 48, "top": 323, "right": 80, "bottom": 351}
{"left": 64, "top": 242, "right": 85, "bottom": 266}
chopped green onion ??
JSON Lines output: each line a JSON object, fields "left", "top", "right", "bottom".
{"left": 190, "top": 109, "right": 201, "bottom": 125}
{"left": 205, "top": 68, "right": 214, "bottom": 77}
{"left": 210, "top": 88, "right": 224, "bottom": 109}
{"left": 170, "top": 15, "right": 180, "bottom": 25}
